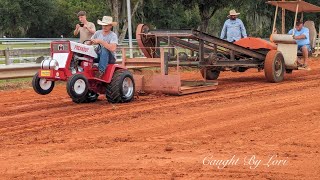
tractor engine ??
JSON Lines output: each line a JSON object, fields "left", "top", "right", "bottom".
{"left": 69, "top": 41, "right": 98, "bottom": 74}
{"left": 41, "top": 41, "right": 99, "bottom": 76}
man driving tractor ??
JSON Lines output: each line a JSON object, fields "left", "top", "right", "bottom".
{"left": 91, "top": 16, "right": 118, "bottom": 78}
{"left": 288, "top": 21, "right": 311, "bottom": 70}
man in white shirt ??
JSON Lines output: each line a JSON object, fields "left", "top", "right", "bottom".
{"left": 74, "top": 11, "right": 96, "bottom": 43}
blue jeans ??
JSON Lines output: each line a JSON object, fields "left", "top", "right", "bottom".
{"left": 95, "top": 47, "right": 116, "bottom": 73}
{"left": 298, "top": 44, "right": 311, "bottom": 52}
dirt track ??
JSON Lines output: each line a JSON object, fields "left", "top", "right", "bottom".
{"left": 0, "top": 60, "right": 319, "bottom": 179}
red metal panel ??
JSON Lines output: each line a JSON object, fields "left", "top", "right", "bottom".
{"left": 102, "top": 64, "right": 127, "bottom": 83}
{"left": 234, "top": 37, "right": 277, "bottom": 50}
{"left": 38, "top": 69, "right": 67, "bottom": 81}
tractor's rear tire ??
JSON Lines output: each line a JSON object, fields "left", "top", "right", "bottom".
{"left": 200, "top": 68, "right": 220, "bottom": 80}
{"left": 106, "top": 70, "right": 135, "bottom": 103}
{"left": 264, "top": 50, "right": 285, "bottom": 83}
{"left": 66, "top": 74, "right": 90, "bottom": 103}
{"left": 32, "top": 72, "right": 55, "bottom": 95}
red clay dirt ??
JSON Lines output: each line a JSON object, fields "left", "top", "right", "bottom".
{"left": 0, "top": 59, "right": 319, "bottom": 179}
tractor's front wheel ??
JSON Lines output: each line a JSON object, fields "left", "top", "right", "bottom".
{"left": 106, "top": 70, "right": 135, "bottom": 103}
{"left": 32, "top": 72, "right": 55, "bottom": 95}
{"left": 264, "top": 50, "right": 285, "bottom": 83}
{"left": 67, "top": 74, "right": 90, "bottom": 103}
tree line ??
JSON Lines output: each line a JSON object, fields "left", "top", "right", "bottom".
{"left": 0, "top": 0, "right": 319, "bottom": 42}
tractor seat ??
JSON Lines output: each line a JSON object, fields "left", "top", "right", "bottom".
{"left": 304, "top": 21, "right": 317, "bottom": 50}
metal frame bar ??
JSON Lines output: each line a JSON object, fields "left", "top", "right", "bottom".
{"left": 121, "top": 46, "right": 217, "bottom": 95}
{"left": 282, "top": 0, "right": 286, "bottom": 34}
{"left": 293, "top": 3, "right": 300, "bottom": 36}
{"left": 158, "top": 37, "right": 213, "bottom": 53}
{"left": 273, "top": 5, "right": 279, "bottom": 34}
{"left": 192, "top": 30, "right": 266, "bottom": 60}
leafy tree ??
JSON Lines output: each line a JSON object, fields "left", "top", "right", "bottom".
{"left": 0, "top": 0, "right": 56, "bottom": 37}
{"left": 175, "top": 0, "right": 239, "bottom": 32}
{"left": 0, "top": 0, "right": 319, "bottom": 38}
{"left": 143, "top": 0, "right": 200, "bottom": 30}
{"left": 51, "top": 0, "right": 110, "bottom": 38}
{"left": 109, "top": 0, "right": 144, "bottom": 42}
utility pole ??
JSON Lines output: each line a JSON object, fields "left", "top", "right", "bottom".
{"left": 126, "top": 0, "right": 133, "bottom": 58}
{"left": 282, "top": 0, "right": 286, "bottom": 34}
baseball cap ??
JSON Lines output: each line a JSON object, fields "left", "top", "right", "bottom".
{"left": 77, "top": 11, "right": 87, "bottom": 17}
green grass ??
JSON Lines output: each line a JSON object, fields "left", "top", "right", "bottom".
{"left": 0, "top": 43, "right": 50, "bottom": 64}
{"left": 0, "top": 77, "right": 66, "bottom": 91}
{"left": 0, "top": 77, "right": 33, "bottom": 91}
{"left": 0, "top": 43, "right": 50, "bottom": 50}
{"left": 0, "top": 60, "right": 22, "bottom": 64}
{"left": 0, "top": 77, "right": 32, "bottom": 84}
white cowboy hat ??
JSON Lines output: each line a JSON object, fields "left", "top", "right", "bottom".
{"left": 97, "top": 16, "right": 118, "bottom": 26}
{"left": 228, "top": 9, "right": 240, "bottom": 17}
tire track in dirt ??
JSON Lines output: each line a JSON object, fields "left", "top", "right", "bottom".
{"left": 0, "top": 71, "right": 319, "bottom": 140}
{"left": 1, "top": 76, "right": 319, "bottom": 139}
{"left": 0, "top": 60, "right": 319, "bottom": 179}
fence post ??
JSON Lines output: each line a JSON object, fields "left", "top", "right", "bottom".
{"left": 4, "top": 48, "right": 10, "bottom": 65}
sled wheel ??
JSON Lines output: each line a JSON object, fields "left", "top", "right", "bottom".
{"left": 238, "top": 67, "right": 248, "bottom": 72}
{"left": 106, "top": 70, "right": 135, "bottom": 103}
{"left": 264, "top": 50, "right": 285, "bottom": 83}
{"left": 67, "top": 74, "right": 89, "bottom": 103}
{"left": 72, "top": 91, "right": 99, "bottom": 104}
{"left": 200, "top": 68, "right": 220, "bottom": 80}
{"left": 83, "top": 90, "right": 99, "bottom": 103}
{"left": 32, "top": 72, "right": 55, "bottom": 95}
{"left": 286, "top": 69, "right": 293, "bottom": 74}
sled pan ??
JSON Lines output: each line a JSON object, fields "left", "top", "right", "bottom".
{"left": 122, "top": 47, "right": 218, "bottom": 95}
{"left": 133, "top": 74, "right": 217, "bottom": 95}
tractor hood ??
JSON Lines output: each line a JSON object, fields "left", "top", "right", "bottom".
{"left": 70, "top": 41, "right": 98, "bottom": 58}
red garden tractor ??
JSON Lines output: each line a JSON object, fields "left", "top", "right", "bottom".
{"left": 32, "top": 40, "right": 135, "bottom": 103}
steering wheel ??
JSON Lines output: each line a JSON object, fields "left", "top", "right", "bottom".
{"left": 82, "top": 40, "right": 92, "bottom": 44}
{"left": 95, "top": 44, "right": 101, "bottom": 53}
{"left": 82, "top": 39, "right": 101, "bottom": 53}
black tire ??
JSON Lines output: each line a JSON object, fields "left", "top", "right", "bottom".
{"left": 264, "top": 50, "right": 285, "bottom": 83}
{"left": 238, "top": 67, "right": 248, "bottom": 72}
{"left": 286, "top": 69, "right": 293, "bottom": 74}
{"left": 71, "top": 91, "right": 99, "bottom": 103}
{"left": 66, "top": 74, "right": 89, "bottom": 103}
{"left": 32, "top": 72, "right": 55, "bottom": 95}
{"left": 83, "top": 90, "right": 99, "bottom": 103}
{"left": 106, "top": 70, "right": 135, "bottom": 103}
{"left": 200, "top": 68, "right": 220, "bottom": 80}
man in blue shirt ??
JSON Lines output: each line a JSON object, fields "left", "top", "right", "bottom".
{"left": 288, "top": 21, "right": 311, "bottom": 69}
{"left": 220, "top": 9, "right": 247, "bottom": 42}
